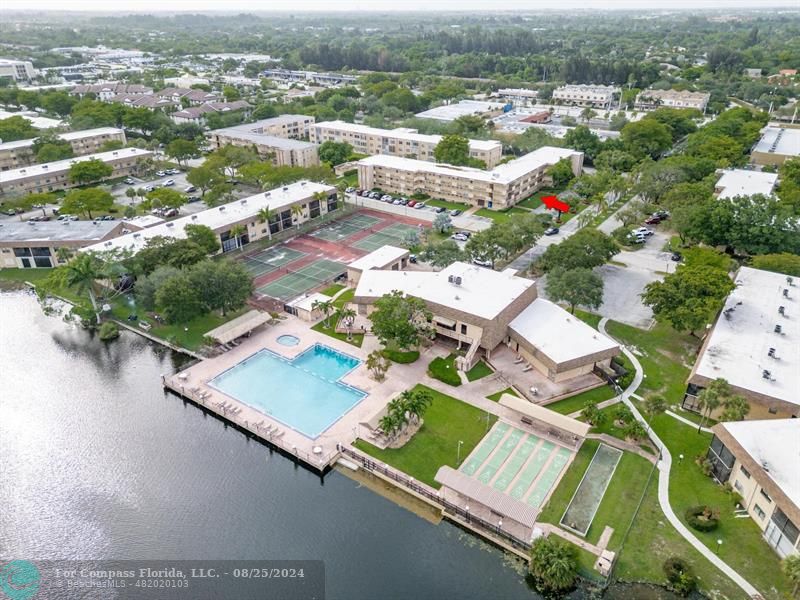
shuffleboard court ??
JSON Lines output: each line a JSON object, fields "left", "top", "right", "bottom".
{"left": 256, "top": 259, "right": 346, "bottom": 302}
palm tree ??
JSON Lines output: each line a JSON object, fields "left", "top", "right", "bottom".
{"left": 311, "top": 299, "right": 334, "bottom": 328}
{"left": 696, "top": 378, "right": 729, "bottom": 431}
{"left": 290, "top": 204, "right": 304, "bottom": 229}
{"left": 257, "top": 207, "right": 274, "bottom": 240}
{"left": 528, "top": 537, "right": 577, "bottom": 594}
{"left": 228, "top": 224, "right": 246, "bottom": 251}
{"left": 366, "top": 349, "right": 390, "bottom": 381}
{"left": 580, "top": 107, "right": 597, "bottom": 123}
{"left": 642, "top": 394, "right": 667, "bottom": 434}
{"left": 721, "top": 395, "right": 750, "bottom": 422}
{"left": 338, "top": 306, "right": 356, "bottom": 339}
{"left": 401, "top": 389, "right": 432, "bottom": 426}
{"left": 52, "top": 253, "right": 105, "bottom": 321}
{"left": 782, "top": 554, "right": 800, "bottom": 597}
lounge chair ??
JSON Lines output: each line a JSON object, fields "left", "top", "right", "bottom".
{"left": 522, "top": 364, "right": 533, "bottom": 372}
{"left": 513, "top": 356, "right": 524, "bottom": 364}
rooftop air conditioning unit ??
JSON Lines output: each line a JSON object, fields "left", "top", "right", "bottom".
{"left": 768, "top": 347, "right": 777, "bottom": 358}
{"left": 779, "top": 306, "right": 785, "bottom": 315}
{"left": 241, "top": 199, "right": 247, "bottom": 205}
{"left": 265, "top": 192, "right": 270, "bottom": 197}
{"left": 133, "top": 233, "right": 141, "bottom": 238}
{"left": 774, "top": 324, "right": 783, "bottom": 334}
{"left": 447, "top": 275, "right": 455, "bottom": 283}
{"left": 219, "top": 206, "right": 225, "bottom": 211}
{"left": 104, "top": 241, "right": 112, "bottom": 246}
{"left": 283, "top": 187, "right": 288, "bottom": 191}
{"left": 783, "top": 288, "right": 790, "bottom": 298}
{"left": 191, "top": 215, "right": 198, "bottom": 220}
{"left": 27, "top": 221, "right": 35, "bottom": 226}
{"left": 455, "top": 276, "right": 462, "bottom": 285}
{"left": 166, "top": 223, "right": 174, "bottom": 228}
{"left": 762, "top": 369, "right": 772, "bottom": 380}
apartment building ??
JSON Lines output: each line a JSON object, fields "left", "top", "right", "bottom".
{"left": 171, "top": 101, "right": 251, "bottom": 125}
{"left": 0, "top": 128, "right": 127, "bottom": 171}
{"left": 83, "top": 181, "right": 337, "bottom": 255}
{"left": 69, "top": 83, "right": 153, "bottom": 101}
{"left": 0, "top": 59, "right": 37, "bottom": 82}
{"left": 751, "top": 126, "right": 800, "bottom": 167}
{"left": 310, "top": 121, "right": 503, "bottom": 168}
{"left": 0, "top": 220, "right": 125, "bottom": 269}
{"left": 0, "top": 148, "right": 153, "bottom": 197}
{"left": 357, "top": 146, "right": 583, "bottom": 210}
{"left": 495, "top": 88, "right": 538, "bottom": 107}
{"left": 552, "top": 85, "right": 620, "bottom": 109}
{"left": 707, "top": 419, "right": 800, "bottom": 558}
{"left": 206, "top": 116, "right": 318, "bottom": 168}
{"left": 634, "top": 89, "right": 710, "bottom": 112}
{"left": 684, "top": 267, "right": 799, "bottom": 420}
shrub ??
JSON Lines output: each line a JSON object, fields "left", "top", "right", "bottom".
{"left": 662, "top": 557, "right": 697, "bottom": 597}
{"left": 98, "top": 321, "right": 120, "bottom": 341}
{"left": 612, "top": 226, "right": 633, "bottom": 245}
{"left": 383, "top": 349, "right": 420, "bottom": 364}
{"left": 685, "top": 505, "right": 720, "bottom": 532}
{"left": 428, "top": 355, "right": 462, "bottom": 386}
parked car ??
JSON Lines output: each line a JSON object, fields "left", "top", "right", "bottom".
{"left": 124, "top": 177, "right": 135, "bottom": 185}
{"left": 399, "top": 198, "right": 408, "bottom": 205}
{"left": 414, "top": 202, "right": 426, "bottom": 209}
{"left": 167, "top": 168, "right": 180, "bottom": 175}
{"left": 473, "top": 258, "right": 493, "bottom": 268}
{"left": 2, "top": 209, "right": 15, "bottom": 216}
{"left": 407, "top": 200, "right": 417, "bottom": 207}
{"left": 184, "top": 185, "right": 197, "bottom": 193}
{"left": 459, "top": 231, "right": 471, "bottom": 238}
{"left": 187, "top": 195, "right": 201, "bottom": 203}
{"left": 155, "top": 170, "right": 166, "bottom": 177}
{"left": 409, "top": 254, "right": 418, "bottom": 264}
{"left": 144, "top": 185, "right": 155, "bottom": 192}
{"left": 163, "top": 208, "right": 179, "bottom": 217}
{"left": 100, "top": 215, "right": 115, "bottom": 221}
{"left": 544, "top": 227, "right": 560, "bottom": 236}
{"left": 627, "top": 233, "right": 647, "bottom": 244}
{"left": 644, "top": 216, "right": 663, "bottom": 225}
{"left": 345, "top": 187, "right": 355, "bottom": 193}
{"left": 163, "top": 179, "right": 175, "bottom": 186}
{"left": 653, "top": 210, "right": 670, "bottom": 219}
{"left": 435, "top": 206, "right": 446, "bottom": 214}
{"left": 451, "top": 233, "right": 468, "bottom": 242}
{"left": 632, "top": 227, "right": 653, "bottom": 236}
{"left": 449, "top": 209, "right": 462, "bottom": 217}
{"left": 671, "top": 252, "right": 683, "bottom": 262}
{"left": 392, "top": 199, "right": 402, "bottom": 205}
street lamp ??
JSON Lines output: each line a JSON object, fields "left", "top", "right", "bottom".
{"left": 497, "top": 519, "right": 503, "bottom": 534}
{"left": 716, "top": 539, "right": 723, "bottom": 555}
{"left": 679, "top": 453, "right": 684, "bottom": 464}
{"left": 457, "top": 440, "right": 464, "bottom": 465}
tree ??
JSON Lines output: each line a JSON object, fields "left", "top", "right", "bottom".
{"left": 682, "top": 247, "right": 734, "bottom": 272}
{"left": 100, "top": 139, "right": 124, "bottom": 152}
{"left": 48, "top": 252, "right": 118, "bottom": 323}
{"left": 581, "top": 402, "right": 607, "bottom": 427}
{"left": 32, "top": 131, "right": 73, "bottom": 163}
{"left": 750, "top": 253, "right": 800, "bottom": 277}
{"left": 68, "top": 159, "right": 114, "bottom": 186}
{"left": 580, "top": 107, "right": 597, "bottom": 123}
{"left": 135, "top": 265, "right": 181, "bottom": 311}
{"left": 546, "top": 267, "right": 604, "bottom": 314}
{"left": 131, "top": 236, "right": 207, "bottom": 276}
{"left": 290, "top": 204, "right": 304, "bottom": 228}
{"left": 433, "top": 211, "right": 453, "bottom": 234}
{"left": 624, "top": 420, "right": 648, "bottom": 442}
{"left": 18, "top": 192, "right": 55, "bottom": 217}
{"left": 539, "top": 229, "right": 619, "bottom": 272}
{"left": 400, "top": 388, "right": 433, "bottom": 425}
{"left": 228, "top": 224, "right": 247, "bottom": 251}
{"left": 563, "top": 125, "right": 602, "bottom": 160}
{"left": 528, "top": 536, "right": 577, "bottom": 595}
{"left": 366, "top": 349, "right": 391, "bottom": 381}
{"left": 782, "top": 554, "right": 800, "bottom": 598}
{"left": 155, "top": 272, "right": 203, "bottom": 324}
{"left": 165, "top": 139, "right": 198, "bottom": 167}
{"left": 465, "top": 229, "right": 504, "bottom": 269}
{"left": 696, "top": 378, "right": 729, "bottom": 429}
{"left": 222, "top": 85, "right": 241, "bottom": 101}
{"left": 318, "top": 140, "right": 353, "bottom": 166}
{"left": 433, "top": 134, "right": 471, "bottom": 166}
{"left": 184, "top": 224, "right": 221, "bottom": 254}
{"left": 125, "top": 187, "right": 137, "bottom": 202}
{"left": 369, "top": 291, "right": 433, "bottom": 351}
{"left": 312, "top": 298, "right": 335, "bottom": 328}
{"left": 186, "top": 260, "right": 253, "bottom": 316}
{"left": 251, "top": 103, "right": 277, "bottom": 120}
{"left": 420, "top": 240, "right": 464, "bottom": 269}
{"left": 187, "top": 165, "right": 223, "bottom": 197}
{"left": 720, "top": 395, "right": 750, "bottom": 422}
{"left": 546, "top": 158, "right": 576, "bottom": 187}
{"left": 208, "top": 145, "right": 258, "bottom": 179}
{"left": 642, "top": 266, "right": 735, "bottom": 336}
{"left": 0, "top": 115, "right": 37, "bottom": 142}
{"left": 61, "top": 188, "right": 114, "bottom": 220}
{"left": 642, "top": 394, "right": 667, "bottom": 426}
{"left": 621, "top": 119, "right": 672, "bottom": 159}
{"left": 145, "top": 188, "right": 187, "bottom": 211}
{"left": 616, "top": 200, "right": 648, "bottom": 227}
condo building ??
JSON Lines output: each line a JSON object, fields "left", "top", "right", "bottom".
{"left": 206, "top": 116, "right": 318, "bottom": 168}
{"left": 634, "top": 89, "right": 710, "bottom": 112}
{"left": 357, "top": 146, "right": 583, "bottom": 210}
{"left": 552, "top": 85, "right": 620, "bottom": 109}
{"left": 311, "top": 121, "right": 503, "bottom": 168}
{"left": 0, "top": 128, "right": 127, "bottom": 172}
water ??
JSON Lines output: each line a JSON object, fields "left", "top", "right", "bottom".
{"left": 0, "top": 291, "right": 539, "bottom": 600}
{"left": 210, "top": 345, "right": 366, "bottom": 439}
{"left": 277, "top": 334, "right": 300, "bottom": 347}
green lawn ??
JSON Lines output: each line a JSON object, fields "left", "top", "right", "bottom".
{"left": 516, "top": 186, "right": 566, "bottom": 210}
{"left": 465, "top": 360, "right": 493, "bottom": 382}
{"left": 543, "top": 385, "right": 616, "bottom": 415}
{"left": 474, "top": 206, "right": 530, "bottom": 223}
{"left": 424, "top": 198, "right": 471, "bottom": 211}
{"left": 311, "top": 320, "right": 364, "bottom": 348}
{"left": 320, "top": 283, "right": 346, "bottom": 297}
{"left": 353, "top": 384, "right": 497, "bottom": 488}
{"left": 538, "top": 440, "right": 599, "bottom": 525}
{"left": 486, "top": 387, "right": 518, "bottom": 402}
{"left": 573, "top": 308, "right": 601, "bottom": 330}
{"left": 0, "top": 268, "right": 88, "bottom": 306}
{"left": 428, "top": 353, "right": 462, "bottom": 386}
{"left": 332, "top": 288, "right": 355, "bottom": 308}
{"left": 383, "top": 348, "right": 420, "bottom": 363}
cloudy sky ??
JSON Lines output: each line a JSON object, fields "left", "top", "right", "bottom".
{"left": 0, "top": 1, "right": 795, "bottom": 11}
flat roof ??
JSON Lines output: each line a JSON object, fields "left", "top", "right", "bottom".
{"left": 288, "top": 292, "right": 330, "bottom": 312}
{"left": 694, "top": 267, "right": 798, "bottom": 406}
{"left": 718, "top": 419, "right": 800, "bottom": 509}
{"left": 347, "top": 245, "right": 409, "bottom": 272}
{"left": 415, "top": 100, "right": 506, "bottom": 122}
{"left": 82, "top": 180, "right": 335, "bottom": 255}
{"left": 753, "top": 126, "right": 800, "bottom": 157}
{"left": 509, "top": 299, "right": 619, "bottom": 364}
{"left": 0, "top": 109, "right": 62, "bottom": 130}
{"left": 0, "top": 220, "right": 119, "bottom": 243}
{"left": 0, "top": 147, "right": 152, "bottom": 184}
{"left": 359, "top": 146, "right": 580, "bottom": 185}
{"left": 0, "top": 127, "right": 124, "bottom": 152}
{"left": 314, "top": 120, "right": 501, "bottom": 152}
{"left": 354, "top": 261, "right": 534, "bottom": 320}
{"left": 207, "top": 121, "right": 315, "bottom": 150}
{"left": 715, "top": 169, "right": 778, "bottom": 199}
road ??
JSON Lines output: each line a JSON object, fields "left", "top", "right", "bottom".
{"left": 507, "top": 206, "right": 590, "bottom": 271}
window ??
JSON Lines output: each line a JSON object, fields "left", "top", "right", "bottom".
{"left": 754, "top": 505, "right": 766, "bottom": 520}
{"left": 768, "top": 407, "right": 778, "bottom": 414}
{"left": 460, "top": 324, "right": 467, "bottom": 335}
{"left": 761, "top": 489, "right": 773, "bottom": 503}
{"left": 734, "top": 480, "right": 744, "bottom": 494}
{"left": 740, "top": 465, "right": 751, "bottom": 479}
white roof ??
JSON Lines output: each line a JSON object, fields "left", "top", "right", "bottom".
{"left": 0, "top": 127, "right": 123, "bottom": 152}
{"left": 509, "top": 299, "right": 619, "bottom": 364}
{"left": 754, "top": 126, "right": 800, "bottom": 157}
{"left": 82, "top": 180, "right": 334, "bottom": 255}
{"left": 0, "top": 109, "right": 63, "bottom": 130}
{"left": 0, "top": 148, "right": 152, "bottom": 184}
{"left": 288, "top": 292, "right": 330, "bottom": 312}
{"left": 354, "top": 261, "right": 534, "bottom": 320}
{"left": 0, "top": 220, "right": 119, "bottom": 243}
{"left": 122, "top": 215, "right": 165, "bottom": 229}
{"left": 347, "top": 245, "right": 408, "bottom": 272}
{"left": 359, "top": 146, "right": 579, "bottom": 186}
{"left": 314, "top": 120, "right": 501, "bottom": 152}
{"left": 715, "top": 169, "right": 778, "bottom": 199}
{"left": 415, "top": 100, "right": 506, "bottom": 122}
{"left": 721, "top": 419, "right": 800, "bottom": 509}
{"left": 694, "top": 267, "right": 799, "bottom": 406}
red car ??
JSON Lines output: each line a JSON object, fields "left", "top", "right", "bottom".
{"left": 407, "top": 200, "right": 417, "bottom": 207}
{"left": 644, "top": 216, "right": 663, "bottom": 225}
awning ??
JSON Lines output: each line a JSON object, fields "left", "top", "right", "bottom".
{"left": 204, "top": 310, "right": 271, "bottom": 345}
{"left": 435, "top": 316, "right": 456, "bottom": 328}
{"left": 499, "top": 394, "right": 591, "bottom": 438}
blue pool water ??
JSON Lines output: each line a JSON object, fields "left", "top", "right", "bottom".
{"left": 209, "top": 344, "right": 366, "bottom": 438}
{"left": 276, "top": 334, "right": 300, "bottom": 346}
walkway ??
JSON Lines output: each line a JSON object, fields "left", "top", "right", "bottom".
{"left": 507, "top": 205, "right": 594, "bottom": 271}
{"left": 597, "top": 318, "right": 761, "bottom": 599}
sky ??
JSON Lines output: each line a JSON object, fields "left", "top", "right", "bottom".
{"left": 0, "top": 0, "right": 796, "bottom": 11}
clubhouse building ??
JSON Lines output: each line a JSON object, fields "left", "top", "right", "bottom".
{"left": 357, "top": 147, "right": 583, "bottom": 210}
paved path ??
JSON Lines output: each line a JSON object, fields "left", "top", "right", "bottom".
{"left": 665, "top": 409, "right": 713, "bottom": 434}
{"left": 598, "top": 318, "right": 761, "bottom": 599}
{"left": 507, "top": 205, "right": 593, "bottom": 271}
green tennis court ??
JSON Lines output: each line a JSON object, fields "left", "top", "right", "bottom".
{"left": 310, "top": 214, "right": 382, "bottom": 242}
{"left": 352, "top": 223, "right": 422, "bottom": 252}
{"left": 256, "top": 259, "right": 346, "bottom": 302}
{"left": 241, "top": 247, "right": 306, "bottom": 277}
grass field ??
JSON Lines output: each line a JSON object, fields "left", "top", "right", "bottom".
{"left": 424, "top": 198, "right": 471, "bottom": 211}
{"left": 427, "top": 353, "right": 462, "bottom": 386}
{"left": 320, "top": 283, "right": 346, "bottom": 297}
{"left": 544, "top": 385, "right": 616, "bottom": 416}
{"left": 538, "top": 440, "right": 599, "bottom": 525}
{"left": 474, "top": 206, "right": 531, "bottom": 223}
{"left": 486, "top": 387, "right": 518, "bottom": 402}
{"left": 353, "top": 384, "right": 497, "bottom": 488}
{"left": 465, "top": 360, "right": 493, "bottom": 382}
{"left": 311, "top": 320, "right": 364, "bottom": 347}
{"left": 383, "top": 348, "right": 420, "bottom": 363}
{"left": 0, "top": 267, "right": 85, "bottom": 304}
{"left": 516, "top": 186, "right": 567, "bottom": 210}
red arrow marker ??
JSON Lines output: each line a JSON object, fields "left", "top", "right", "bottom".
{"left": 541, "top": 195, "right": 570, "bottom": 213}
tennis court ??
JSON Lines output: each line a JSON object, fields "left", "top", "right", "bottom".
{"left": 310, "top": 213, "right": 382, "bottom": 242}
{"left": 352, "top": 223, "right": 422, "bottom": 252}
{"left": 241, "top": 247, "right": 306, "bottom": 277}
{"left": 256, "top": 259, "right": 346, "bottom": 302}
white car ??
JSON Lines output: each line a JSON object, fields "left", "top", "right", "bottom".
{"left": 156, "top": 170, "right": 166, "bottom": 177}
{"left": 163, "top": 179, "right": 175, "bottom": 186}
{"left": 472, "top": 258, "right": 493, "bottom": 268}
{"left": 632, "top": 227, "right": 653, "bottom": 236}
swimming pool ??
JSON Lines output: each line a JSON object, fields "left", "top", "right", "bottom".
{"left": 209, "top": 344, "right": 366, "bottom": 439}
{"left": 276, "top": 334, "right": 300, "bottom": 346}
